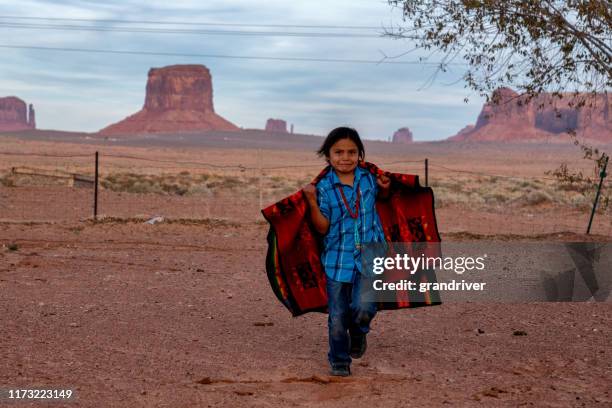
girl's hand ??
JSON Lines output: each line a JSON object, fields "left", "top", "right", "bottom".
{"left": 376, "top": 173, "right": 390, "bottom": 190}
{"left": 303, "top": 184, "right": 317, "bottom": 204}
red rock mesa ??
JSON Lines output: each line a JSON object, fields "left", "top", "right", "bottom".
{"left": 448, "top": 88, "right": 611, "bottom": 142}
{"left": 0, "top": 96, "right": 36, "bottom": 131}
{"left": 265, "top": 118, "right": 288, "bottom": 133}
{"left": 99, "top": 65, "right": 239, "bottom": 135}
{"left": 392, "top": 127, "right": 414, "bottom": 143}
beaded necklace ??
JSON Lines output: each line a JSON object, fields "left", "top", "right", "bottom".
{"left": 337, "top": 185, "right": 362, "bottom": 249}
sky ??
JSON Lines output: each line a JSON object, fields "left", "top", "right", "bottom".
{"left": 0, "top": 0, "right": 487, "bottom": 141}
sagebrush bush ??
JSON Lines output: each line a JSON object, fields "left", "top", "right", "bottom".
{"left": 523, "top": 190, "right": 553, "bottom": 206}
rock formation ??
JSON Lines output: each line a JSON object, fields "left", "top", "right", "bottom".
{"left": 0, "top": 96, "right": 36, "bottom": 131}
{"left": 448, "top": 88, "right": 611, "bottom": 142}
{"left": 28, "top": 104, "right": 36, "bottom": 128}
{"left": 265, "top": 118, "right": 288, "bottom": 133}
{"left": 451, "top": 125, "right": 475, "bottom": 140}
{"left": 99, "top": 65, "right": 239, "bottom": 135}
{"left": 392, "top": 127, "right": 413, "bottom": 143}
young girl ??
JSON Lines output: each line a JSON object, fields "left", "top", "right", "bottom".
{"left": 303, "top": 126, "right": 390, "bottom": 376}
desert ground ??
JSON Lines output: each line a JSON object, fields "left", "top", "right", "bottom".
{"left": 1, "top": 130, "right": 611, "bottom": 407}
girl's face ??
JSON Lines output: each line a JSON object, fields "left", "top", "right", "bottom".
{"left": 328, "top": 138, "right": 360, "bottom": 175}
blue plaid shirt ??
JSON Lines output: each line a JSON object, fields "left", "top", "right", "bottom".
{"left": 316, "top": 166, "right": 386, "bottom": 283}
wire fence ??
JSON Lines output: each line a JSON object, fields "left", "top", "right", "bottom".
{"left": 0, "top": 150, "right": 610, "bottom": 238}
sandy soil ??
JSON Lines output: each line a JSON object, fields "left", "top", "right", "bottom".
{"left": 1, "top": 219, "right": 611, "bottom": 407}
{"left": 1, "top": 132, "right": 611, "bottom": 407}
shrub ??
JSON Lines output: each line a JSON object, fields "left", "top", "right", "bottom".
{"left": 524, "top": 190, "right": 552, "bottom": 206}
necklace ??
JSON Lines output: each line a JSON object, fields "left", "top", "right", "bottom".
{"left": 337, "top": 185, "right": 360, "bottom": 219}
{"left": 337, "top": 185, "right": 362, "bottom": 249}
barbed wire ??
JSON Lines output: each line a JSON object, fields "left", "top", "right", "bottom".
{"left": 0, "top": 151, "right": 250, "bottom": 169}
{"left": 0, "top": 151, "right": 427, "bottom": 170}
{"left": 1, "top": 151, "right": 609, "bottom": 188}
{"left": 105, "top": 153, "right": 251, "bottom": 169}
{"left": 0, "top": 151, "right": 92, "bottom": 158}
{"left": 429, "top": 163, "right": 565, "bottom": 182}
{"left": 2, "top": 163, "right": 609, "bottom": 236}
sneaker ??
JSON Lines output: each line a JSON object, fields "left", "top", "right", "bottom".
{"left": 330, "top": 365, "right": 351, "bottom": 377}
{"left": 350, "top": 333, "right": 367, "bottom": 359}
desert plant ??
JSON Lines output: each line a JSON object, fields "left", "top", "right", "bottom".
{"left": 0, "top": 172, "right": 15, "bottom": 187}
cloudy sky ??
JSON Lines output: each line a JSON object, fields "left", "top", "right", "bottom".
{"left": 0, "top": 0, "right": 486, "bottom": 141}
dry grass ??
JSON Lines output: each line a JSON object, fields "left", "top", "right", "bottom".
{"left": 101, "top": 172, "right": 204, "bottom": 195}
{"left": 430, "top": 175, "right": 606, "bottom": 212}
{"left": 0, "top": 172, "right": 70, "bottom": 187}
{"left": 1, "top": 136, "right": 609, "bottom": 219}
{"left": 98, "top": 171, "right": 306, "bottom": 197}
{"left": 2, "top": 167, "right": 606, "bottom": 214}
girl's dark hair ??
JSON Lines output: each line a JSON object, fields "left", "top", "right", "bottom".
{"left": 317, "top": 126, "right": 365, "bottom": 161}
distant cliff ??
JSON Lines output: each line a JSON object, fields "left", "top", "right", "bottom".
{"left": 99, "top": 64, "right": 239, "bottom": 135}
{"left": 392, "top": 127, "right": 413, "bottom": 143}
{"left": 448, "top": 88, "right": 611, "bottom": 142}
{"left": 0, "top": 96, "right": 36, "bottom": 131}
{"left": 265, "top": 118, "right": 288, "bottom": 133}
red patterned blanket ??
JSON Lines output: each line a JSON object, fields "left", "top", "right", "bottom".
{"left": 261, "top": 161, "right": 442, "bottom": 316}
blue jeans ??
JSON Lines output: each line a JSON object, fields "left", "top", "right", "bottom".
{"left": 326, "top": 272, "right": 377, "bottom": 368}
